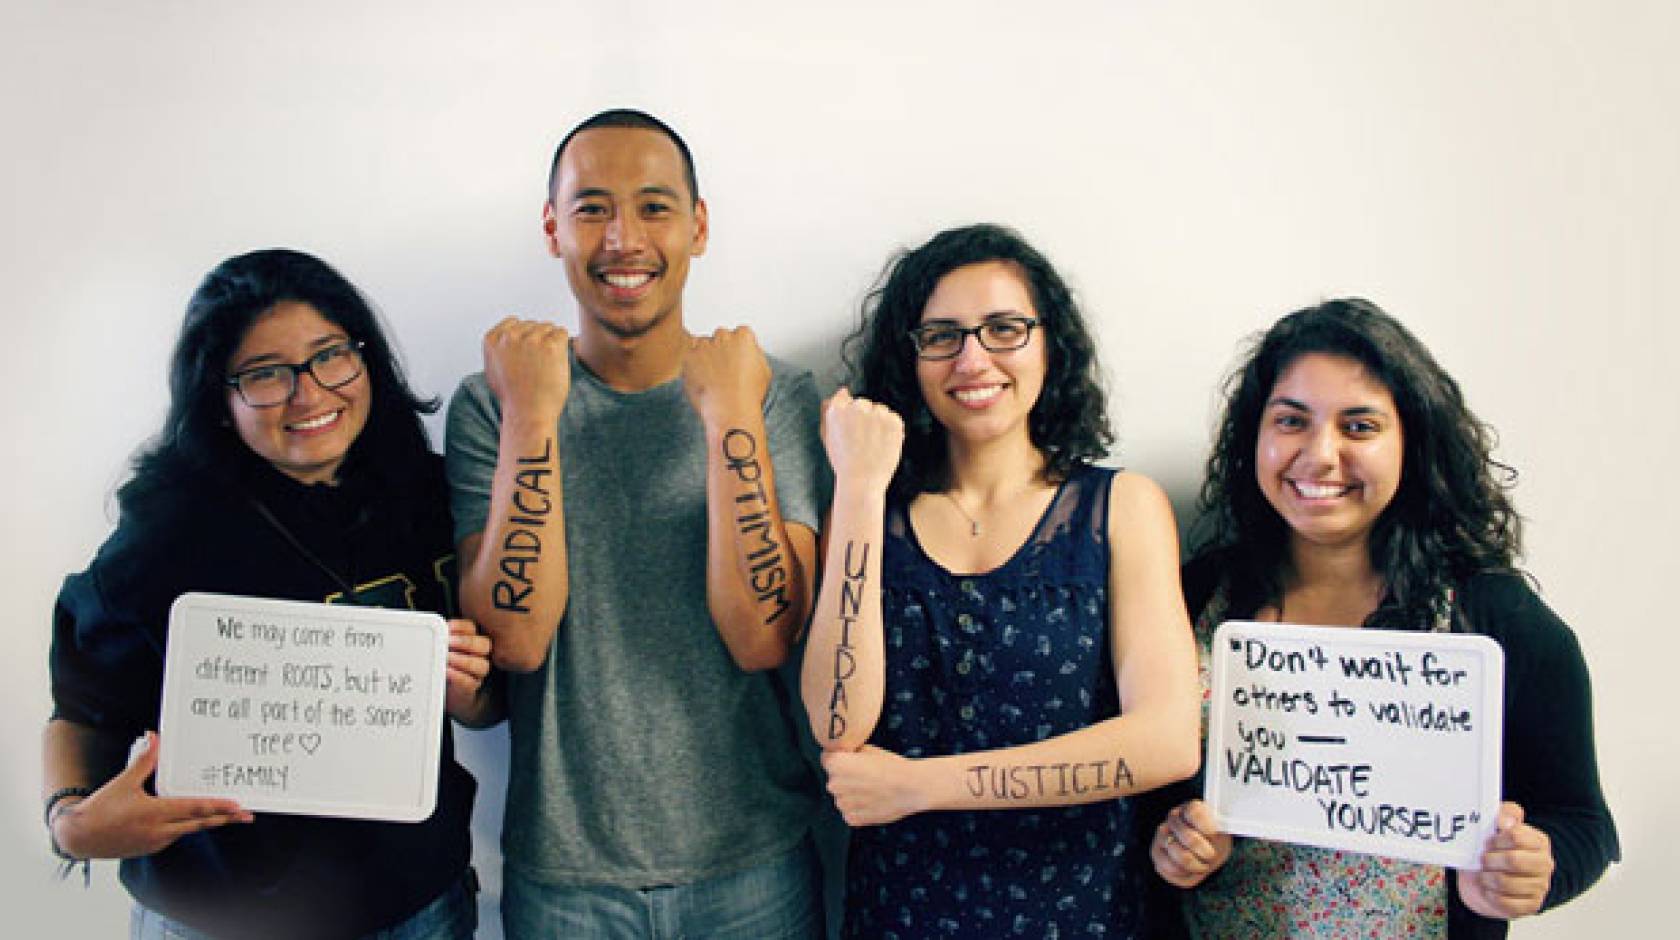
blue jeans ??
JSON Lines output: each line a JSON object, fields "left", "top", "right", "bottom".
{"left": 502, "top": 838, "right": 822, "bottom": 940}
{"left": 130, "top": 868, "right": 479, "bottom": 940}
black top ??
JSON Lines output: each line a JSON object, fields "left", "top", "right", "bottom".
{"left": 1145, "top": 555, "right": 1619, "bottom": 940}
{"left": 51, "top": 454, "right": 476, "bottom": 940}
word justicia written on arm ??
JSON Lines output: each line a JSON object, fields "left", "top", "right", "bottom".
{"left": 963, "top": 755, "right": 1136, "bottom": 801}
{"left": 827, "top": 540, "right": 869, "bottom": 741}
{"left": 723, "top": 427, "right": 791, "bottom": 626}
{"left": 493, "top": 438, "right": 554, "bottom": 613}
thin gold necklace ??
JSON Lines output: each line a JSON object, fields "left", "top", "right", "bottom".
{"left": 943, "top": 491, "right": 982, "bottom": 537}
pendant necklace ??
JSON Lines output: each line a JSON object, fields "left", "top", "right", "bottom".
{"left": 247, "top": 495, "right": 363, "bottom": 603}
{"left": 944, "top": 492, "right": 983, "bottom": 537}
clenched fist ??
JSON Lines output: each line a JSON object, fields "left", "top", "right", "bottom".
{"left": 484, "top": 317, "right": 572, "bottom": 419}
{"left": 682, "top": 326, "right": 770, "bottom": 425}
{"left": 821, "top": 388, "right": 903, "bottom": 497}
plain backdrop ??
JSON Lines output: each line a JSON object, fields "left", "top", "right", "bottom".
{"left": 3, "top": 1, "right": 1672, "bottom": 935}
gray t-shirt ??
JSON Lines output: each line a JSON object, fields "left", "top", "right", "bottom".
{"left": 445, "top": 348, "right": 826, "bottom": 887}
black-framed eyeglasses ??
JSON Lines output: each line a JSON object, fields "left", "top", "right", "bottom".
{"left": 225, "top": 341, "right": 366, "bottom": 408}
{"left": 908, "top": 316, "right": 1039, "bottom": 361}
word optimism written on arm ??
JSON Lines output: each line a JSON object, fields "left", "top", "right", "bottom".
{"left": 723, "top": 428, "right": 791, "bottom": 626}
{"left": 826, "top": 540, "right": 869, "bottom": 741}
{"left": 494, "top": 438, "right": 554, "bottom": 613}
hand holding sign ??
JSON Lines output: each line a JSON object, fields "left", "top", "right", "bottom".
{"left": 53, "top": 732, "right": 253, "bottom": 860}
{"left": 1458, "top": 802, "right": 1556, "bottom": 919}
{"left": 1150, "top": 799, "right": 1232, "bottom": 888}
{"left": 443, "top": 618, "right": 493, "bottom": 720}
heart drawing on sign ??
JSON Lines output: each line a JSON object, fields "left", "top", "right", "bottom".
{"left": 299, "top": 733, "right": 322, "bottom": 755}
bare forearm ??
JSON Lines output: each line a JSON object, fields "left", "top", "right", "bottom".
{"left": 704, "top": 417, "right": 810, "bottom": 670}
{"left": 916, "top": 713, "right": 1198, "bottom": 812}
{"left": 801, "top": 487, "right": 887, "bottom": 750}
{"left": 461, "top": 413, "right": 568, "bottom": 672}
{"left": 43, "top": 719, "right": 126, "bottom": 797}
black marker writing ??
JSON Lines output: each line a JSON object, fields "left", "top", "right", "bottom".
{"left": 962, "top": 755, "right": 1135, "bottom": 801}
{"left": 1223, "top": 750, "right": 1373, "bottom": 797}
{"left": 827, "top": 541, "right": 868, "bottom": 740}
{"left": 1317, "top": 798, "right": 1475, "bottom": 843}
{"left": 723, "top": 429, "right": 791, "bottom": 625}
{"left": 494, "top": 439, "right": 553, "bottom": 612}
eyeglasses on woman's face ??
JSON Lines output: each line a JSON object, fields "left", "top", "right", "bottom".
{"left": 907, "top": 315, "right": 1039, "bottom": 361}
{"left": 225, "top": 341, "right": 365, "bottom": 408}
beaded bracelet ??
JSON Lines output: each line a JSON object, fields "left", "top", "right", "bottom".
{"left": 44, "top": 786, "right": 94, "bottom": 882}
{"left": 43, "top": 785, "right": 94, "bottom": 831}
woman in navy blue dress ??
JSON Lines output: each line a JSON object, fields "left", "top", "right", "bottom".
{"left": 801, "top": 224, "right": 1201, "bottom": 938}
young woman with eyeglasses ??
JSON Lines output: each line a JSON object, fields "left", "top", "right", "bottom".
{"left": 44, "top": 249, "right": 497, "bottom": 939}
{"left": 800, "top": 223, "right": 1201, "bottom": 937}
{"left": 1146, "top": 299, "right": 1618, "bottom": 939}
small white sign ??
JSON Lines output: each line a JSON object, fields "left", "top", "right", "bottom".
{"left": 1205, "top": 620, "right": 1504, "bottom": 869}
{"left": 158, "top": 592, "right": 447, "bottom": 822}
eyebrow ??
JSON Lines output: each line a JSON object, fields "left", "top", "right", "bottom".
{"left": 918, "top": 310, "right": 1031, "bottom": 326}
{"left": 568, "top": 184, "right": 683, "bottom": 202}
{"left": 1266, "top": 396, "right": 1388, "bottom": 417}
{"left": 229, "top": 334, "right": 346, "bottom": 373}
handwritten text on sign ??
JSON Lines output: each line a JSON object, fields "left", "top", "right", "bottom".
{"left": 1205, "top": 621, "right": 1504, "bottom": 868}
{"left": 157, "top": 593, "right": 447, "bottom": 822}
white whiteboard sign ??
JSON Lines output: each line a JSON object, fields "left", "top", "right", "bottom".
{"left": 158, "top": 592, "right": 448, "bottom": 822}
{"left": 1205, "top": 620, "right": 1504, "bottom": 868}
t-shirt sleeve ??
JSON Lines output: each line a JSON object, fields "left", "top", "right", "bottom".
{"left": 764, "top": 362, "right": 829, "bottom": 534}
{"left": 1466, "top": 573, "right": 1620, "bottom": 911}
{"left": 50, "top": 537, "right": 168, "bottom": 739}
{"left": 444, "top": 373, "right": 503, "bottom": 546}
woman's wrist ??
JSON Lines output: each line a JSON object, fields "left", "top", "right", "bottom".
{"left": 44, "top": 788, "right": 92, "bottom": 861}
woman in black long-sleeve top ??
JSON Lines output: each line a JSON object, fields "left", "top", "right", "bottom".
{"left": 1148, "top": 298, "right": 1617, "bottom": 939}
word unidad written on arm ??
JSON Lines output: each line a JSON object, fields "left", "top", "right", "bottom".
{"left": 825, "top": 540, "right": 868, "bottom": 740}
{"left": 157, "top": 593, "right": 448, "bottom": 822}
{"left": 1204, "top": 620, "right": 1504, "bottom": 869}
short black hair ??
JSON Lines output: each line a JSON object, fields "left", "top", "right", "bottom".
{"left": 844, "top": 223, "right": 1113, "bottom": 498}
{"left": 546, "top": 108, "right": 699, "bottom": 205}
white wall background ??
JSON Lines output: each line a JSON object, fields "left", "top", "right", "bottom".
{"left": 3, "top": 1, "right": 1672, "bottom": 934}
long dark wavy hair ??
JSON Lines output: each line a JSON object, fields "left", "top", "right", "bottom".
{"left": 118, "top": 249, "right": 438, "bottom": 511}
{"left": 843, "top": 223, "right": 1113, "bottom": 499}
{"left": 1197, "top": 298, "right": 1521, "bottom": 630}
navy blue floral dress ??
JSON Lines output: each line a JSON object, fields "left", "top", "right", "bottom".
{"left": 845, "top": 464, "right": 1144, "bottom": 939}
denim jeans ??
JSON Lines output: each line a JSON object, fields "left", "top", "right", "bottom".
{"left": 130, "top": 867, "right": 479, "bottom": 940}
{"left": 501, "top": 837, "right": 822, "bottom": 940}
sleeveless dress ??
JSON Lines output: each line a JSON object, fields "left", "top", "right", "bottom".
{"left": 844, "top": 464, "right": 1146, "bottom": 939}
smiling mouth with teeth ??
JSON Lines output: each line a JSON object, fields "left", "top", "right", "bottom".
{"left": 287, "top": 411, "right": 341, "bottom": 432}
{"left": 952, "top": 385, "right": 1005, "bottom": 404}
{"left": 1290, "top": 480, "right": 1357, "bottom": 499}
{"left": 599, "top": 271, "right": 655, "bottom": 290}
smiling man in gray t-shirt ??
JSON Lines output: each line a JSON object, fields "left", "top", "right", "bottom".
{"left": 445, "top": 108, "right": 825, "bottom": 939}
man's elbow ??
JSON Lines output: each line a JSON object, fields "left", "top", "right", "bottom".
{"left": 492, "top": 642, "right": 548, "bottom": 674}
{"left": 726, "top": 638, "right": 790, "bottom": 673}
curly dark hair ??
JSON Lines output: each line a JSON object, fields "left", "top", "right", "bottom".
{"left": 843, "top": 223, "right": 1112, "bottom": 498}
{"left": 1197, "top": 297, "right": 1521, "bottom": 630}
{"left": 119, "top": 248, "right": 438, "bottom": 510}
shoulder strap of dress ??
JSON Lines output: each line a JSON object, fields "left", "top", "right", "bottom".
{"left": 1013, "top": 463, "right": 1113, "bottom": 558}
